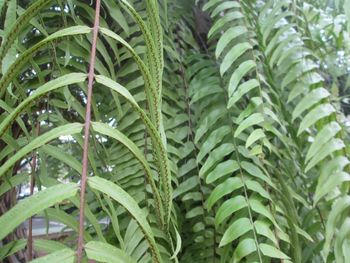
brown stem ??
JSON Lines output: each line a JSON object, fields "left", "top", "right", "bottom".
{"left": 27, "top": 122, "right": 40, "bottom": 261}
{"left": 76, "top": 0, "right": 101, "bottom": 262}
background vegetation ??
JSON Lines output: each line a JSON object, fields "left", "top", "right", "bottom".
{"left": 0, "top": 0, "right": 350, "bottom": 262}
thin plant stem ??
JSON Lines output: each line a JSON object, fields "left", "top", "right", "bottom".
{"left": 76, "top": 0, "right": 101, "bottom": 261}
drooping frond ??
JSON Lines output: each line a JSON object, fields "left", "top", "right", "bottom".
{"left": 0, "top": 0, "right": 350, "bottom": 262}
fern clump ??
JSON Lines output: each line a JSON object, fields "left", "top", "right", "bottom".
{"left": 0, "top": 0, "right": 349, "bottom": 262}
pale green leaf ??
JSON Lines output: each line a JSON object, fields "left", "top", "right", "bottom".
{"left": 228, "top": 60, "right": 256, "bottom": 98}
{"left": 0, "top": 73, "right": 86, "bottom": 137}
{"left": 215, "top": 195, "right": 247, "bottom": 226}
{"left": 220, "top": 218, "right": 252, "bottom": 247}
{"left": 85, "top": 241, "right": 136, "bottom": 263}
{"left": 234, "top": 113, "right": 264, "bottom": 138}
{"left": 215, "top": 196, "right": 247, "bottom": 226}
{"left": 297, "top": 104, "right": 335, "bottom": 136}
{"left": 220, "top": 42, "right": 252, "bottom": 76}
{"left": 254, "top": 221, "right": 278, "bottom": 245}
{"left": 245, "top": 128, "right": 265, "bottom": 148}
{"left": 0, "top": 239, "right": 26, "bottom": 261}
{"left": 208, "top": 11, "right": 244, "bottom": 38}
{"left": 207, "top": 178, "right": 243, "bottom": 211}
{"left": 0, "top": 183, "right": 78, "bottom": 240}
{"left": 314, "top": 172, "right": 350, "bottom": 205}
{"left": 206, "top": 159, "right": 239, "bottom": 184}
{"left": 335, "top": 218, "right": 350, "bottom": 263}
{"left": 215, "top": 26, "right": 247, "bottom": 58}
{"left": 323, "top": 196, "right": 350, "bottom": 260}
{"left": 197, "top": 126, "right": 231, "bottom": 163}
{"left": 292, "top": 88, "right": 330, "bottom": 121}
{"left": 199, "top": 143, "right": 235, "bottom": 177}
{"left": 91, "top": 122, "right": 163, "bottom": 222}
{"left": 305, "top": 138, "right": 345, "bottom": 172}
{"left": 228, "top": 79, "right": 260, "bottom": 109}
{"left": 87, "top": 176, "right": 162, "bottom": 263}
{"left": 34, "top": 239, "right": 69, "bottom": 254}
{"left": 0, "top": 123, "right": 83, "bottom": 178}
{"left": 211, "top": 2, "right": 240, "bottom": 18}
{"left": 29, "top": 249, "right": 75, "bottom": 263}
{"left": 259, "top": 243, "right": 290, "bottom": 259}
{"left": 305, "top": 122, "right": 342, "bottom": 163}
{"left": 233, "top": 239, "right": 257, "bottom": 262}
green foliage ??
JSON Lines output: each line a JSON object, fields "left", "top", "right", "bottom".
{"left": 0, "top": 0, "right": 350, "bottom": 262}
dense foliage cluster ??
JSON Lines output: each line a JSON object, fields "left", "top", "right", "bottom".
{"left": 0, "top": 0, "right": 350, "bottom": 262}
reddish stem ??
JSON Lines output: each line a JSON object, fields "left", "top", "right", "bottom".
{"left": 27, "top": 122, "right": 40, "bottom": 261}
{"left": 76, "top": 0, "right": 101, "bottom": 262}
